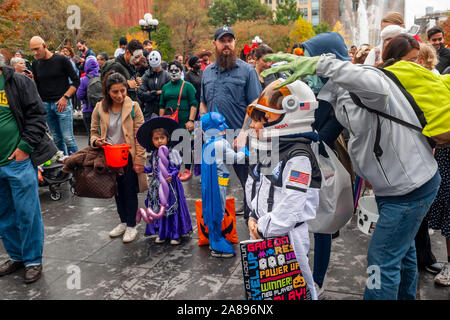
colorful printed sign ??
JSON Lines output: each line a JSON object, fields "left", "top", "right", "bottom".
{"left": 240, "top": 236, "right": 311, "bottom": 300}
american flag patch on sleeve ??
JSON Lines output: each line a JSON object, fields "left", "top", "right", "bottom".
{"left": 289, "top": 170, "right": 310, "bottom": 185}
{"left": 300, "top": 102, "right": 310, "bottom": 111}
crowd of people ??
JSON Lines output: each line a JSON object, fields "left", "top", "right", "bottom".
{"left": 0, "top": 11, "right": 449, "bottom": 301}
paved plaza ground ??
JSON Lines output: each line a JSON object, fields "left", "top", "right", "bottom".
{"left": 0, "top": 134, "right": 448, "bottom": 300}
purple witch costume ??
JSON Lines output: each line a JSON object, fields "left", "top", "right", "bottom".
{"left": 144, "top": 148, "right": 192, "bottom": 240}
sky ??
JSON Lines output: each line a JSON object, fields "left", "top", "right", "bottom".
{"left": 404, "top": 0, "right": 450, "bottom": 28}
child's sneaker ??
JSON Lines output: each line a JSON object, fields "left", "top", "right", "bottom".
{"left": 122, "top": 227, "right": 138, "bottom": 243}
{"left": 210, "top": 250, "right": 235, "bottom": 258}
{"left": 170, "top": 239, "right": 181, "bottom": 245}
{"left": 109, "top": 223, "right": 126, "bottom": 238}
{"left": 155, "top": 237, "right": 165, "bottom": 244}
{"left": 434, "top": 262, "right": 450, "bottom": 286}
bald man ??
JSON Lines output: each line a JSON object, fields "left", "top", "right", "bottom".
{"left": 30, "top": 36, "right": 80, "bottom": 155}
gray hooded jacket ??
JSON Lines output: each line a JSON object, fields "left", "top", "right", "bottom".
{"left": 316, "top": 55, "right": 437, "bottom": 196}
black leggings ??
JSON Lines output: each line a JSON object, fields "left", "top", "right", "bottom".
{"left": 82, "top": 111, "right": 92, "bottom": 146}
{"left": 115, "top": 159, "right": 139, "bottom": 227}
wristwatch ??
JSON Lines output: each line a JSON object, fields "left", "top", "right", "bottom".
{"left": 64, "top": 95, "right": 70, "bottom": 100}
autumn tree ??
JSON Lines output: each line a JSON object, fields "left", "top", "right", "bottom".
{"left": 0, "top": 0, "right": 40, "bottom": 51}
{"left": 274, "top": 0, "right": 302, "bottom": 26}
{"left": 21, "top": 0, "right": 116, "bottom": 53}
{"left": 290, "top": 16, "right": 315, "bottom": 45}
{"left": 207, "top": 0, "right": 237, "bottom": 26}
{"left": 233, "top": 19, "right": 291, "bottom": 54}
{"left": 151, "top": 20, "right": 175, "bottom": 62}
{"left": 162, "top": 0, "right": 211, "bottom": 58}
{"left": 207, "top": 0, "right": 271, "bottom": 26}
{"left": 440, "top": 17, "right": 450, "bottom": 45}
{"left": 313, "top": 22, "right": 331, "bottom": 35}
{"left": 333, "top": 21, "right": 351, "bottom": 47}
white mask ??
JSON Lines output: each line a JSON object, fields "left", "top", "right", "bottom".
{"left": 148, "top": 51, "right": 161, "bottom": 69}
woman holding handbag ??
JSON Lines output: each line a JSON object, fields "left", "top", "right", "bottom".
{"left": 159, "top": 60, "right": 198, "bottom": 181}
{"left": 91, "top": 71, "right": 149, "bottom": 243}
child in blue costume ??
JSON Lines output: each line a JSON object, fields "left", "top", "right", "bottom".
{"left": 201, "top": 112, "right": 247, "bottom": 258}
{"left": 136, "top": 117, "right": 192, "bottom": 245}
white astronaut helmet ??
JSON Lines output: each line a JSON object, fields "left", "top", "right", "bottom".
{"left": 246, "top": 79, "right": 318, "bottom": 139}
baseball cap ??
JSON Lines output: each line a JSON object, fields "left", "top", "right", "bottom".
{"left": 214, "top": 26, "right": 235, "bottom": 41}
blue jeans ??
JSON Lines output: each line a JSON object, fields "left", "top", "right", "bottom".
{"left": 44, "top": 100, "right": 78, "bottom": 155}
{"left": 0, "top": 159, "right": 44, "bottom": 266}
{"left": 363, "top": 173, "right": 440, "bottom": 300}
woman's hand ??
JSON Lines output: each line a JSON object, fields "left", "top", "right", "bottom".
{"left": 248, "top": 218, "right": 262, "bottom": 240}
{"left": 166, "top": 176, "right": 172, "bottom": 183}
{"left": 133, "top": 164, "right": 145, "bottom": 174}
{"left": 94, "top": 138, "right": 109, "bottom": 147}
{"left": 185, "top": 120, "right": 194, "bottom": 131}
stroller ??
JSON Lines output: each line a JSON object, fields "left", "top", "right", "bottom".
{"left": 38, "top": 151, "right": 75, "bottom": 201}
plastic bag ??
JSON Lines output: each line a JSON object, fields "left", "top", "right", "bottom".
{"left": 308, "top": 142, "right": 354, "bottom": 234}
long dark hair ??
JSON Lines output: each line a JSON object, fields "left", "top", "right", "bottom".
{"left": 253, "top": 44, "right": 274, "bottom": 60}
{"left": 101, "top": 71, "right": 127, "bottom": 112}
{"left": 382, "top": 34, "right": 420, "bottom": 67}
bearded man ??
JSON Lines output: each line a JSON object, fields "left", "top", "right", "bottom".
{"left": 199, "top": 26, "right": 262, "bottom": 221}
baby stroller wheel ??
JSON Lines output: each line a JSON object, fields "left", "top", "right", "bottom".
{"left": 49, "top": 185, "right": 61, "bottom": 201}
{"left": 50, "top": 191, "right": 61, "bottom": 201}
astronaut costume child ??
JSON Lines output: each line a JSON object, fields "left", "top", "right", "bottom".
{"left": 246, "top": 79, "right": 322, "bottom": 300}
{"left": 201, "top": 112, "right": 246, "bottom": 258}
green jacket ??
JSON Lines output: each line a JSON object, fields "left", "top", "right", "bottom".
{"left": 160, "top": 79, "right": 197, "bottom": 128}
{"left": 385, "top": 61, "right": 450, "bottom": 138}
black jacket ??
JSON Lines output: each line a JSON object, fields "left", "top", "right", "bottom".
{"left": 184, "top": 69, "right": 202, "bottom": 104}
{"left": 137, "top": 68, "right": 170, "bottom": 119}
{"left": 436, "top": 46, "right": 450, "bottom": 74}
{"left": 1, "top": 66, "right": 57, "bottom": 166}
{"left": 101, "top": 54, "right": 138, "bottom": 101}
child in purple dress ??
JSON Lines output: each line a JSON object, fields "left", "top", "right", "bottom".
{"left": 136, "top": 117, "right": 192, "bottom": 245}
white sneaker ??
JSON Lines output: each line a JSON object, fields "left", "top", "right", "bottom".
{"left": 122, "top": 227, "right": 138, "bottom": 243}
{"left": 314, "top": 282, "right": 325, "bottom": 300}
{"left": 434, "top": 262, "right": 450, "bottom": 286}
{"left": 170, "top": 239, "right": 181, "bottom": 245}
{"left": 109, "top": 223, "right": 126, "bottom": 238}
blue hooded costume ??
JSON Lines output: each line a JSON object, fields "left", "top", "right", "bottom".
{"left": 200, "top": 112, "right": 242, "bottom": 255}
{"left": 301, "top": 32, "right": 351, "bottom": 150}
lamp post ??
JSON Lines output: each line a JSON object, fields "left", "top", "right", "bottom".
{"left": 139, "top": 13, "right": 159, "bottom": 41}
{"left": 252, "top": 36, "right": 263, "bottom": 44}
